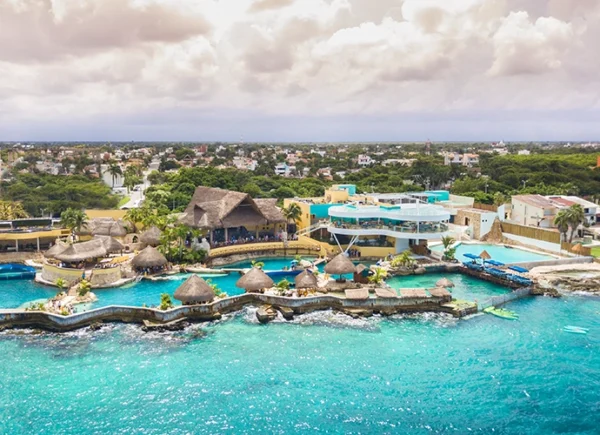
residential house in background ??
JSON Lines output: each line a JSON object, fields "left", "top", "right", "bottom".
{"left": 510, "top": 195, "right": 557, "bottom": 228}
{"left": 443, "top": 152, "right": 479, "bottom": 167}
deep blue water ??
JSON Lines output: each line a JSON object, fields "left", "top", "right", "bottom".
{"left": 1, "top": 294, "right": 599, "bottom": 434}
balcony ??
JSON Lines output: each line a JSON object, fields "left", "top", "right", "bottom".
{"left": 327, "top": 222, "right": 450, "bottom": 240}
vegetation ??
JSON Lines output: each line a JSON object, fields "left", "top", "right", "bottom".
{"left": 251, "top": 260, "right": 265, "bottom": 269}
{"left": 55, "top": 278, "right": 65, "bottom": 290}
{"left": 2, "top": 173, "right": 118, "bottom": 216}
{"left": 206, "top": 279, "right": 227, "bottom": 298}
{"left": 60, "top": 208, "right": 88, "bottom": 240}
{"left": 159, "top": 293, "right": 174, "bottom": 310}
{"left": 276, "top": 279, "right": 291, "bottom": 290}
{"left": 78, "top": 279, "right": 91, "bottom": 297}
{"left": 158, "top": 224, "right": 206, "bottom": 264}
{"left": 390, "top": 251, "right": 416, "bottom": 269}
{"left": 368, "top": 267, "right": 388, "bottom": 284}
{"left": 0, "top": 201, "right": 28, "bottom": 220}
{"left": 107, "top": 164, "right": 123, "bottom": 188}
{"left": 283, "top": 203, "right": 302, "bottom": 233}
{"left": 441, "top": 236, "right": 457, "bottom": 261}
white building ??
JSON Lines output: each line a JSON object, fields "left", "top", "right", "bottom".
{"left": 443, "top": 153, "right": 479, "bottom": 167}
{"left": 518, "top": 150, "right": 531, "bottom": 155}
{"left": 357, "top": 154, "right": 373, "bottom": 166}
{"left": 274, "top": 163, "right": 292, "bottom": 176}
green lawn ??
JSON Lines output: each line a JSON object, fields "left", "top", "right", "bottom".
{"left": 591, "top": 247, "right": 600, "bottom": 258}
{"left": 117, "top": 196, "right": 130, "bottom": 208}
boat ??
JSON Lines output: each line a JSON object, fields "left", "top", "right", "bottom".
{"left": 563, "top": 325, "right": 589, "bottom": 334}
{"left": 483, "top": 306, "right": 519, "bottom": 320}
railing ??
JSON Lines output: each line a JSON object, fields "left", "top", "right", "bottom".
{"left": 477, "top": 288, "right": 531, "bottom": 311}
{"left": 208, "top": 241, "right": 322, "bottom": 258}
{"left": 328, "top": 222, "right": 449, "bottom": 234}
{"left": 295, "top": 220, "right": 329, "bottom": 237}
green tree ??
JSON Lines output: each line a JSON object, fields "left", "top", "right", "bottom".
{"left": 107, "top": 164, "right": 123, "bottom": 188}
{"left": 368, "top": 267, "right": 388, "bottom": 284}
{"left": 0, "top": 201, "right": 28, "bottom": 220}
{"left": 554, "top": 210, "right": 570, "bottom": 242}
{"left": 60, "top": 208, "right": 88, "bottom": 241}
{"left": 283, "top": 203, "right": 302, "bottom": 233}
{"left": 566, "top": 204, "right": 585, "bottom": 243}
{"left": 159, "top": 293, "right": 174, "bottom": 310}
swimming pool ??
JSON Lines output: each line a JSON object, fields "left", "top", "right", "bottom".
{"left": 431, "top": 243, "right": 554, "bottom": 264}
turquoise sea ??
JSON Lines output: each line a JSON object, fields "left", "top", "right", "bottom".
{"left": 1, "top": 294, "right": 599, "bottom": 434}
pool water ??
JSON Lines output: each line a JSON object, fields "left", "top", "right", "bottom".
{"left": 431, "top": 243, "right": 554, "bottom": 264}
{"left": 1, "top": 294, "right": 599, "bottom": 434}
{"left": 387, "top": 273, "right": 510, "bottom": 301}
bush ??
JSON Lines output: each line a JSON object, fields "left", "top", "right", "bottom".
{"left": 78, "top": 279, "right": 91, "bottom": 297}
{"left": 159, "top": 293, "right": 174, "bottom": 310}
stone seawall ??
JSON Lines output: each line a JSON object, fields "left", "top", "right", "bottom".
{"left": 0, "top": 293, "right": 455, "bottom": 332}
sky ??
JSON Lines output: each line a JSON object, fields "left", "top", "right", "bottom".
{"left": 1, "top": 0, "right": 599, "bottom": 142}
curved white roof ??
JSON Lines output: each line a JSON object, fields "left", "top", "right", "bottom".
{"left": 328, "top": 204, "right": 450, "bottom": 222}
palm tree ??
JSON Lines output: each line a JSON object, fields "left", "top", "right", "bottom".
{"left": 282, "top": 203, "right": 302, "bottom": 233}
{"left": 0, "top": 201, "right": 28, "bottom": 220}
{"left": 368, "top": 267, "right": 388, "bottom": 284}
{"left": 60, "top": 208, "right": 88, "bottom": 241}
{"left": 441, "top": 236, "right": 455, "bottom": 250}
{"left": 107, "top": 164, "right": 123, "bottom": 188}
{"left": 390, "top": 250, "right": 416, "bottom": 269}
{"left": 124, "top": 207, "right": 148, "bottom": 233}
{"left": 554, "top": 210, "right": 570, "bottom": 242}
{"left": 566, "top": 204, "right": 585, "bottom": 243}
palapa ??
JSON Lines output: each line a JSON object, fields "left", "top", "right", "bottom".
{"left": 435, "top": 277, "right": 455, "bottom": 288}
{"left": 94, "top": 236, "right": 124, "bottom": 253}
{"left": 479, "top": 250, "right": 492, "bottom": 260}
{"left": 54, "top": 238, "right": 108, "bottom": 262}
{"left": 45, "top": 240, "right": 69, "bottom": 258}
{"left": 429, "top": 287, "right": 452, "bottom": 298}
{"left": 140, "top": 226, "right": 162, "bottom": 246}
{"left": 87, "top": 218, "right": 128, "bottom": 237}
{"left": 324, "top": 253, "right": 356, "bottom": 276}
{"left": 236, "top": 267, "right": 274, "bottom": 292}
{"left": 132, "top": 246, "right": 168, "bottom": 268}
{"left": 294, "top": 269, "right": 318, "bottom": 289}
{"left": 174, "top": 275, "right": 215, "bottom": 304}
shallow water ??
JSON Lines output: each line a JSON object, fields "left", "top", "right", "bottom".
{"left": 1, "top": 294, "right": 599, "bottom": 434}
{"left": 431, "top": 243, "right": 554, "bottom": 263}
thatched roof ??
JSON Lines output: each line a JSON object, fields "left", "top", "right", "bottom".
{"left": 132, "top": 246, "right": 168, "bottom": 268}
{"left": 345, "top": 288, "right": 369, "bottom": 300}
{"left": 294, "top": 270, "right": 318, "bottom": 289}
{"left": 324, "top": 253, "right": 356, "bottom": 275}
{"left": 479, "top": 250, "right": 492, "bottom": 260}
{"left": 54, "top": 238, "right": 108, "bottom": 262}
{"left": 235, "top": 267, "right": 274, "bottom": 292}
{"left": 174, "top": 275, "right": 215, "bottom": 304}
{"left": 179, "top": 186, "right": 285, "bottom": 230}
{"left": 399, "top": 289, "right": 428, "bottom": 298}
{"left": 82, "top": 218, "right": 128, "bottom": 237}
{"left": 94, "top": 236, "right": 123, "bottom": 253}
{"left": 435, "top": 277, "right": 455, "bottom": 288}
{"left": 429, "top": 287, "right": 452, "bottom": 298}
{"left": 45, "top": 240, "right": 69, "bottom": 258}
{"left": 140, "top": 226, "right": 162, "bottom": 246}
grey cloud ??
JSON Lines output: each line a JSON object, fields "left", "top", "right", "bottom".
{"left": 248, "top": 0, "right": 294, "bottom": 13}
{"left": 0, "top": 0, "right": 211, "bottom": 63}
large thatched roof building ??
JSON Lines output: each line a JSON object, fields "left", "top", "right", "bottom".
{"left": 49, "top": 236, "right": 123, "bottom": 262}
{"left": 235, "top": 267, "right": 274, "bottom": 292}
{"left": 80, "top": 218, "right": 128, "bottom": 238}
{"left": 179, "top": 187, "right": 285, "bottom": 243}
{"left": 174, "top": 275, "right": 215, "bottom": 304}
{"left": 132, "top": 246, "right": 168, "bottom": 269}
{"left": 140, "top": 226, "right": 162, "bottom": 246}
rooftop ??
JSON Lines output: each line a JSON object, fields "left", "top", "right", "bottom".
{"left": 512, "top": 195, "right": 556, "bottom": 209}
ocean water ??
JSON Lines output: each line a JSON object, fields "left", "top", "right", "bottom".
{"left": 431, "top": 243, "right": 554, "bottom": 264}
{"left": 1, "top": 294, "right": 599, "bottom": 434}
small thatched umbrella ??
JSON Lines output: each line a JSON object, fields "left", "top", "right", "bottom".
{"left": 131, "top": 246, "right": 168, "bottom": 269}
{"left": 324, "top": 253, "right": 356, "bottom": 278}
{"left": 140, "top": 226, "right": 162, "bottom": 246}
{"left": 479, "top": 250, "right": 492, "bottom": 260}
{"left": 174, "top": 275, "right": 215, "bottom": 305}
{"left": 435, "top": 277, "right": 455, "bottom": 288}
{"left": 572, "top": 243, "right": 585, "bottom": 256}
{"left": 295, "top": 269, "right": 318, "bottom": 289}
{"left": 45, "top": 240, "right": 69, "bottom": 259}
{"left": 236, "top": 267, "right": 274, "bottom": 293}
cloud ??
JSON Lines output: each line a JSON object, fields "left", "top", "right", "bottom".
{"left": 0, "top": 0, "right": 599, "bottom": 140}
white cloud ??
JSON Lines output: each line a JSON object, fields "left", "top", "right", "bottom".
{"left": 0, "top": 0, "right": 599, "bottom": 139}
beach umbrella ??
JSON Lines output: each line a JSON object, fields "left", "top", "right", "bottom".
{"left": 572, "top": 243, "right": 585, "bottom": 256}
{"left": 140, "top": 226, "right": 162, "bottom": 247}
{"left": 236, "top": 267, "right": 274, "bottom": 292}
{"left": 295, "top": 269, "right": 318, "bottom": 289}
{"left": 324, "top": 253, "right": 356, "bottom": 278}
{"left": 435, "top": 277, "right": 455, "bottom": 288}
{"left": 479, "top": 250, "right": 492, "bottom": 260}
{"left": 131, "top": 246, "right": 168, "bottom": 268}
{"left": 174, "top": 275, "right": 215, "bottom": 304}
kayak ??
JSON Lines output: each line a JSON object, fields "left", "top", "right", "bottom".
{"left": 564, "top": 326, "right": 589, "bottom": 334}
{"left": 483, "top": 307, "right": 519, "bottom": 320}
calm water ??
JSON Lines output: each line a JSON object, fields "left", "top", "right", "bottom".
{"left": 1, "top": 294, "right": 599, "bottom": 434}
{"left": 431, "top": 243, "right": 554, "bottom": 264}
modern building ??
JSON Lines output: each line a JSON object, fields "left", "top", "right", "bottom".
{"left": 546, "top": 196, "right": 597, "bottom": 225}
{"left": 443, "top": 153, "right": 479, "bottom": 167}
{"left": 357, "top": 155, "right": 373, "bottom": 166}
{"left": 510, "top": 195, "right": 557, "bottom": 228}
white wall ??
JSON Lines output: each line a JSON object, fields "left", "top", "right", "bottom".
{"left": 479, "top": 211, "right": 498, "bottom": 238}
{"left": 502, "top": 233, "right": 562, "bottom": 253}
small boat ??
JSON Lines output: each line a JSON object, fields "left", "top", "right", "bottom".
{"left": 483, "top": 306, "right": 519, "bottom": 320}
{"left": 563, "top": 325, "right": 589, "bottom": 334}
